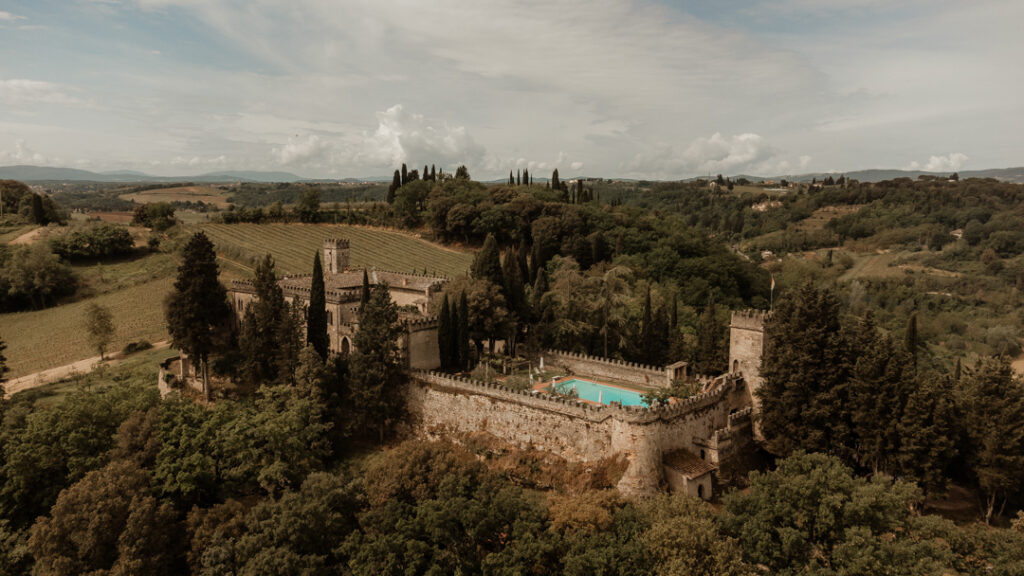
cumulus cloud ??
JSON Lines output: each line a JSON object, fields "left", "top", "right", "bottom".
{"left": 627, "top": 132, "right": 786, "bottom": 177}
{"left": 0, "top": 140, "right": 55, "bottom": 165}
{"left": 273, "top": 135, "right": 331, "bottom": 166}
{"left": 0, "top": 78, "right": 82, "bottom": 105}
{"left": 907, "top": 152, "right": 967, "bottom": 172}
{"left": 349, "top": 105, "right": 486, "bottom": 170}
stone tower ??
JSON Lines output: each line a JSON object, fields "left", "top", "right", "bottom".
{"left": 729, "top": 310, "right": 767, "bottom": 416}
{"left": 323, "top": 238, "right": 350, "bottom": 274}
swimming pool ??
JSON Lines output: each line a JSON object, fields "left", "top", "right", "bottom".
{"left": 549, "top": 378, "right": 648, "bottom": 406}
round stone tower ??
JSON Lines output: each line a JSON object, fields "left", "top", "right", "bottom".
{"left": 323, "top": 238, "right": 350, "bottom": 274}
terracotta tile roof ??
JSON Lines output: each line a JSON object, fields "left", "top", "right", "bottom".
{"left": 663, "top": 449, "right": 716, "bottom": 478}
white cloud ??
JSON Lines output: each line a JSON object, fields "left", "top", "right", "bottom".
{"left": 907, "top": 152, "right": 967, "bottom": 172}
{"left": 0, "top": 140, "right": 56, "bottom": 165}
{"left": 0, "top": 78, "right": 82, "bottom": 106}
{"left": 0, "top": 11, "right": 25, "bottom": 22}
{"left": 349, "top": 105, "right": 486, "bottom": 171}
{"left": 627, "top": 132, "right": 789, "bottom": 177}
{"left": 273, "top": 134, "right": 331, "bottom": 166}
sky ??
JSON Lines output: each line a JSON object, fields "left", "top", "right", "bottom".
{"left": 0, "top": 0, "right": 1021, "bottom": 179}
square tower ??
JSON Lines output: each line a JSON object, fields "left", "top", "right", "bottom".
{"left": 323, "top": 238, "right": 350, "bottom": 274}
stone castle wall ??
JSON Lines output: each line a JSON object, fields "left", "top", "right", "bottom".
{"left": 540, "top": 350, "right": 673, "bottom": 389}
{"left": 406, "top": 371, "right": 748, "bottom": 496}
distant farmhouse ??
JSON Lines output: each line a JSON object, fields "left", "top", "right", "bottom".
{"left": 228, "top": 238, "right": 448, "bottom": 370}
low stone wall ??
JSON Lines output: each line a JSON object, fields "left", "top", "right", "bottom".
{"left": 157, "top": 356, "right": 178, "bottom": 399}
{"left": 541, "top": 350, "right": 672, "bottom": 389}
{"left": 406, "top": 371, "right": 750, "bottom": 496}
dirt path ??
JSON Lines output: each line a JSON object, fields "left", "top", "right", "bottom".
{"left": 9, "top": 226, "right": 45, "bottom": 245}
{"left": 3, "top": 340, "right": 170, "bottom": 398}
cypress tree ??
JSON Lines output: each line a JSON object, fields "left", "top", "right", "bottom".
{"left": 523, "top": 168, "right": 529, "bottom": 186}
{"left": 552, "top": 168, "right": 560, "bottom": 191}
{"left": 275, "top": 301, "right": 303, "bottom": 385}
{"left": 401, "top": 163, "right": 407, "bottom": 185}
{"left": 448, "top": 296, "right": 461, "bottom": 370}
{"left": 431, "top": 164, "right": 436, "bottom": 181}
{"left": 438, "top": 296, "right": 452, "bottom": 370}
{"left": 516, "top": 170, "right": 521, "bottom": 186}
{"left": 670, "top": 292, "right": 678, "bottom": 331}
{"left": 509, "top": 171, "right": 514, "bottom": 186}
{"left": 457, "top": 291, "right": 471, "bottom": 370}
{"left": 904, "top": 313, "right": 918, "bottom": 369}
{"left": 516, "top": 242, "right": 530, "bottom": 288}
{"left": 639, "top": 286, "right": 654, "bottom": 362}
{"left": 696, "top": 294, "right": 726, "bottom": 375}
{"left": 471, "top": 234, "right": 504, "bottom": 288}
{"left": 31, "top": 193, "right": 46, "bottom": 225}
{"left": 424, "top": 165, "right": 429, "bottom": 181}
{"left": 503, "top": 248, "right": 526, "bottom": 320}
{"left": 387, "top": 170, "right": 400, "bottom": 204}
{"left": 360, "top": 269, "right": 371, "bottom": 310}
{"left": 349, "top": 283, "right": 404, "bottom": 443}
{"left": 896, "top": 378, "right": 957, "bottom": 494}
{"left": 307, "top": 251, "right": 328, "bottom": 359}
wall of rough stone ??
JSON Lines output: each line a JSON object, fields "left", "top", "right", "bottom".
{"left": 406, "top": 323, "right": 441, "bottom": 370}
{"left": 406, "top": 372, "right": 748, "bottom": 496}
{"left": 540, "top": 350, "right": 672, "bottom": 389}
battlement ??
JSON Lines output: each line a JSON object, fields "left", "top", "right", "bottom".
{"left": 323, "top": 238, "right": 350, "bottom": 249}
{"left": 544, "top": 349, "right": 665, "bottom": 373}
{"left": 730, "top": 309, "right": 768, "bottom": 331}
{"left": 406, "top": 316, "right": 439, "bottom": 330}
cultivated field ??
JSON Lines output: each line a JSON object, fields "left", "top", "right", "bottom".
{"left": 0, "top": 276, "right": 172, "bottom": 378}
{"left": 199, "top": 223, "right": 474, "bottom": 277}
{"left": 121, "top": 185, "right": 231, "bottom": 208}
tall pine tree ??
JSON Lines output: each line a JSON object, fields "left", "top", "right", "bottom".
{"left": 348, "top": 283, "right": 404, "bottom": 443}
{"left": 457, "top": 291, "right": 471, "bottom": 370}
{"left": 307, "top": 251, "right": 328, "bottom": 360}
{"left": 471, "top": 234, "right": 504, "bottom": 289}
{"left": 551, "top": 168, "right": 560, "bottom": 191}
{"left": 165, "top": 232, "right": 231, "bottom": 400}
{"left": 387, "top": 170, "right": 400, "bottom": 204}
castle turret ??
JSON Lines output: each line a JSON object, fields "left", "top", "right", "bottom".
{"left": 323, "top": 238, "right": 350, "bottom": 274}
{"left": 729, "top": 310, "right": 767, "bottom": 419}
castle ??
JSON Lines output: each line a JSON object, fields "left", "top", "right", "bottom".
{"left": 172, "top": 236, "right": 769, "bottom": 499}
{"left": 227, "top": 238, "right": 448, "bottom": 370}
{"left": 405, "top": 311, "right": 768, "bottom": 499}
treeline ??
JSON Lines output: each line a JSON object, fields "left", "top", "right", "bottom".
{"left": 226, "top": 181, "right": 387, "bottom": 207}
{"left": 761, "top": 283, "right": 1024, "bottom": 524}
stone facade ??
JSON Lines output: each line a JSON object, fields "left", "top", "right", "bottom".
{"left": 729, "top": 310, "right": 767, "bottom": 417}
{"left": 406, "top": 368, "right": 752, "bottom": 498}
{"left": 228, "top": 238, "right": 448, "bottom": 370}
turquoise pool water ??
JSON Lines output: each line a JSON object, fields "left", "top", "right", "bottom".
{"left": 550, "top": 378, "right": 648, "bottom": 406}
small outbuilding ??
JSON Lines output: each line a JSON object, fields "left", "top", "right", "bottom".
{"left": 663, "top": 449, "right": 716, "bottom": 501}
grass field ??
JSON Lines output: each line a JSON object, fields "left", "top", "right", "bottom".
{"left": 121, "top": 185, "right": 232, "bottom": 208}
{"left": 199, "top": 223, "right": 474, "bottom": 277}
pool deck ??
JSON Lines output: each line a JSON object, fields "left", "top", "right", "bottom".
{"left": 533, "top": 375, "right": 647, "bottom": 406}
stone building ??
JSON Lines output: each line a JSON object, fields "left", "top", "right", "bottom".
{"left": 227, "top": 238, "right": 448, "bottom": 370}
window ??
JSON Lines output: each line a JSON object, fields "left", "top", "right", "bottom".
{"left": 697, "top": 484, "right": 705, "bottom": 499}
{"left": 327, "top": 310, "right": 333, "bottom": 326}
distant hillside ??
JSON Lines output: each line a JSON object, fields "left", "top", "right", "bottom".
{"left": 782, "top": 167, "right": 1024, "bottom": 184}
{"left": 0, "top": 165, "right": 310, "bottom": 183}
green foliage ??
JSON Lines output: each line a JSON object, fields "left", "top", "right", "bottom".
{"left": 641, "top": 493, "right": 752, "bottom": 576}
{"left": 50, "top": 223, "right": 134, "bottom": 261}
{"left": 84, "top": 303, "right": 115, "bottom": 360}
{"left": 294, "top": 187, "right": 321, "bottom": 223}
{"left": 239, "top": 254, "right": 286, "bottom": 385}
{"left": 165, "top": 232, "right": 231, "bottom": 394}
{"left": 958, "top": 358, "right": 1024, "bottom": 524}
{"left": 721, "top": 452, "right": 921, "bottom": 575}
{"left": 132, "top": 201, "right": 178, "bottom": 231}
{"left": 471, "top": 233, "right": 504, "bottom": 286}
{"left": 759, "top": 283, "right": 848, "bottom": 456}
{"left": 0, "top": 242, "right": 77, "bottom": 311}
{"left": 347, "top": 283, "right": 405, "bottom": 442}
{"left": 0, "top": 380, "right": 159, "bottom": 529}
{"left": 28, "top": 460, "right": 178, "bottom": 576}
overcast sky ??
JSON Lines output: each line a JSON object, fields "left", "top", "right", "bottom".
{"left": 0, "top": 0, "right": 1021, "bottom": 179}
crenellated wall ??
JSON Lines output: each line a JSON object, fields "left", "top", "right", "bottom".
{"left": 406, "top": 371, "right": 750, "bottom": 496}
{"left": 540, "top": 350, "right": 674, "bottom": 388}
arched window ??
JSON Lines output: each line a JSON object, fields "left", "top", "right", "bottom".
{"left": 341, "top": 337, "right": 351, "bottom": 355}
{"left": 697, "top": 484, "right": 705, "bottom": 499}
{"left": 699, "top": 449, "right": 706, "bottom": 460}
{"left": 732, "top": 359, "right": 740, "bottom": 373}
